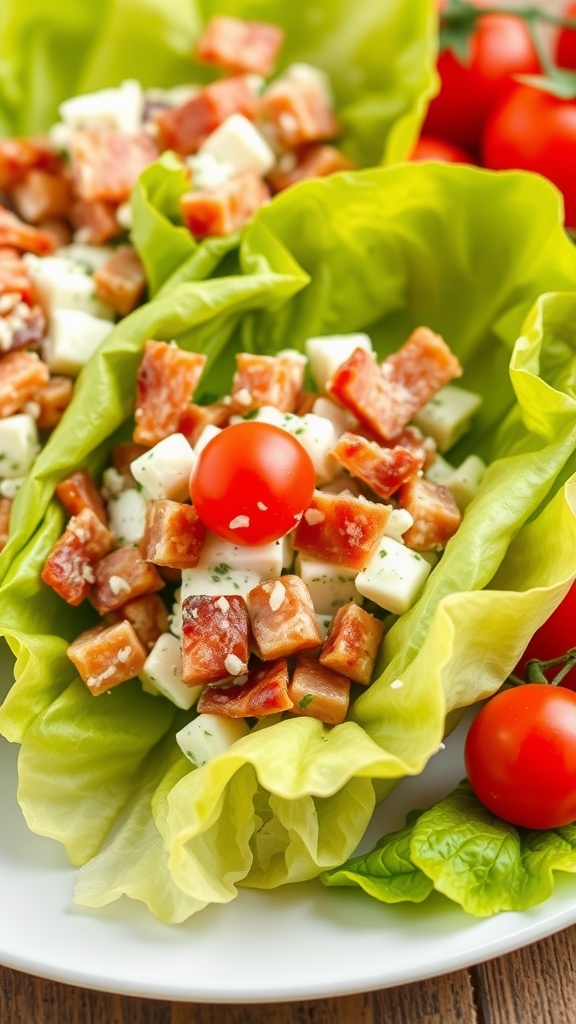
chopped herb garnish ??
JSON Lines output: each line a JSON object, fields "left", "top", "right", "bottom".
{"left": 299, "top": 694, "right": 315, "bottom": 708}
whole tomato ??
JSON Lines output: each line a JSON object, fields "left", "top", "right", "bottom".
{"left": 423, "top": 12, "right": 541, "bottom": 157}
{"left": 410, "top": 134, "right": 476, "bottom": 163}
{"left": 555, "top": 1, "right": 576, "bottom": 69}
{"left": 482, "top": 84, "right": 576, "bottom": 229}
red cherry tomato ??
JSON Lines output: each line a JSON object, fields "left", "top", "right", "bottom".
{"left": 482, "top": 83, "right": 576, "bottom": 229}
{"left": 423, "top": 12, "right": 541, "bottom": 156}
{"left": 465, "top": 684, "right": 576, "bottom": 829}
{"left": 410, "top": 134, "right": 476, "bottom": 163}
{"left": 555, "top": 1, "right": 576, "bottom": 69}
{"left": 514, "top": 583, "right": 576, "bottom": 689}
{"left": 190, "top": 420, "right": 316, "bottom": 546}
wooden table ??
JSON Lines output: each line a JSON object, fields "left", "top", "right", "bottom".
{"left": 2, "top": 924, "right": 575, "bottom": 1022}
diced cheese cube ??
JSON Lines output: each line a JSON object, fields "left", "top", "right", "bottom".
{"left": 412, "top": 384, "right": 482, "bottom": 453}
{"left": 311, "top": 395, "right": 357, "bottom": 435}
{"left": 139, "top": 632, "right": 201, "bottom": 710}
{"left": 384, "top": 507, "right": 414, "bottom": 541}
{"left": 199, "top": 113, "right": 275, "bottom": 177}
{"left": 186, "top": 151, "right": 235, "bottom": 191}
{"left": 181, "top": 565, "right": 261, "bottom": 600}
{"left": 305, "top": 333, "right": 373, "bottom": 391}
{"left": 355, "top": 535, "right": 432, "bottom": 615}
{"left": 130, "top": 433, "right": 196, "bottom": 502}
{"left": 197, "top": 530, "right": 284, "bottom": 579}
{"left": 193, "top": 424, "right": 222, "bottom": 455}
{"left": 0, "top": 414, "right": 39, "bottom": 478}
{"left": 295, "top": 553, "right": 360, "bottom": 615}
{"left": 58, "top": 79, "right": 144, "bottom": 134}
{"left": 444, "top": 454, "right": 486, "bottom": 511}
{"left": 101, "top": 466, "right": 126, "bottom": 497}
{"left": 42, "top": 309, "right": 113, "bottom": 376}
{"left": 0, "top": 476, "right": 24, "bottom": 498}
{"left": 285, "top": 62, "right": 334, "bottom": 104}
{"left": 22, "top": 253, "right": 115, "bottom": 319}
{"left": 176, "top": 713, "right": 250, "bottom": 767}
{"left": 424, "top": 453, "right": 455, "bottom": 485}
{"left": 169, "top": 588, "right": 182, "bottom": 639}
{"left": 107, "top": 487, "right": 148, "bottom": 544}
{"left": 56, "top": 243, "right": 115, "bottom": 272}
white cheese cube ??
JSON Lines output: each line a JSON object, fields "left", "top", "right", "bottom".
{"left": 444, "top": 454, "right": 486, "bottom": 511}
{"left": 384, "top": 507, "right": 414, "bottom": 541}
{"left": 242, "top": 405, "right": 284, "bottom": 427}
{"left": 0, "top": 414, "right": 39, "bottom": 478}
{"left": 56, "top": 243, "right": 115, "bottom": 272}
{"left": 107, "top": 487, "right": 148, "bottom": 544}
{"left": 140, "top": 633, "right": 201, "bottom": 710}
{"left": 22, "top": 254, "right": 115, "bottom": 319}
{"left": 186, "top": 151, "right": 235, "bottom": 191}
{"left": 130, "top": 433, "right": 196, "bottom": 502}
{"left": 197, "top": 531, "right": 284, "bottom": 579}
{"left": 199, "top": 114, "right": 275, "bottom": 177}
{"left": 295, "top": 553, "right": 360, "bottom": 615}
{"left": 424, "top": 453, "right": 455, "bottom": 486}
{"left": 181, "top": 565, "right": 261, "bottom": 600}
{"left": 169, "top": 588, "right": 182, "bottom": 639}
{"left": 176, "top": 713, "right": 250, "bottom": 767}
{"left": 412, "top": 385, "right": 482, "bottom": 453}
{"left": 355, "top": 535, "right": 432, "bottom": 616}
{"left": 42, "top": 309, "right": 114, "bottom": 376}
{"left": 0, "top": 476, "right": 25, "bottom": 498}
{"left": 311, "top": 395, "right": 357, "bottom": 435}
{"left": 101, "top": 466, "right": 126, "bottom": 498}
{"left": 305, "top": 333, "right": 373, "bottom": 391}
{"left": 284, "top": 62, "right": 334, "bottom": 104}
{"left": 193, "top": 424, "right": 222, "bottom": 455}
{"left": 58, "top": 79, "right": 144, "bottom": 134}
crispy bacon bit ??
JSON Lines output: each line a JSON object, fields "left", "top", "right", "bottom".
{"left": 320, "top": 603, "right": 385, "bottom": 686}
{"left": 181, "top": 593, "right": 250, "bottom": 686}
{"left": 0, "top": 204, "right": 56, "bottom": 254}
{"left": 67, "top": 620, "right": 147, "bottom": 695}
{"left": 0, "top": 349, "right": 49, "bottom": 416}
{"left": 133, "top": 339, "right": 207, "bottom": 446}
{"left": 0, "top": 137, "right": 62, "bottom": 191}
{"left": 331, "top": 431, "right": 424, "bottom": 500}
{"left": 35, "top": 375, "right": 74, "bottom": 431}
{"left": 70, "top": 198, "right": 123, "bottom": 245}
{"left": 11, "top": 169, "right": 72, "bottom": 225}
{"left": 247, "top": 574, "right": 322, "bottom": 660}
{"left": 197, "top": 16, "right": 284, "bottom": 76}
{"left": 381, "top": 425, "right": 437, "bottom": 470}
{"left": 155, "top": 76, "right": 259, "bottom": 155}
{"left": 288, "top": 651, "right": 350, "bottom": 725}
{"left": 93, "top": 245, "right": 147, "bottom": 317}
{"left": 197, "top": 657, "right": 292, "bottom": 717}
{"left": 397, "top": 476, "right": 461, "bottom": 552}
{"left": 107, "top": 592, "right": 169, "bottom": 650}
{"left": 260, "top": 72, "right": 340, "bottom": 149}
{"left": 267, "top": 144, "right": 354, "bottom": 193}
{"left": 0, "top": 247, "right": 34, "bottom": 302}
{"left": 229, "top": 351, "right": 305, "bottom": 414}
{"left": 111, "top": 442, "right": 149, "bottom": 484}
{"left": 55, "top": 468, "right": 108, "bottom": 524}
{"left": 178, "top": 400, "right": 231, "bottom": 445}
{"left": 294, "top": 490, "right": 391, "bottom": 571}
{"left": 90, "top": 545, "right": 164, "bottom": 615}
{"left": 0, "top": 496, "right": 12, "bottom": 553}
{"left": 41, "top": 507, "right": 115, "bottom": 606}
{"left": 70, "top": 129, "right": 159, "bottom": 203}
{"left": 180, "top": 172, "right": 269, "bottom": 238}
{"left": 141, "top": 499, "right": 206, "bottom": 569}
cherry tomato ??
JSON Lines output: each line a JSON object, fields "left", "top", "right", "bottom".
{"left": 514, "top": 583, "right": 576, "bottom": 689}
{"left": 555, "top": 1, "right": 576, "bottom": 70}
{"left": 465, "top": 684, "right": 576, "bottom": 829}
{"left": 189, "top": 420, "right": 315, "bottom": 546}
{"left": 423, "top": 12, "right": 541, "bottom": 156}
{"left": 482, "top": 83, "right": 576, "bottom": 229}
{"left": 410, "top": 134, "right": 476, "bottom": 163}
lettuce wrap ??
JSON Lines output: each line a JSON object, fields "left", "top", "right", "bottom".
{"left": 2, "top": 164, "right": 576, "bottom": 923}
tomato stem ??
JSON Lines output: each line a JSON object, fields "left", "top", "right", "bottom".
{"left": 509, "top": 647, "right": 576, "bottom": 687}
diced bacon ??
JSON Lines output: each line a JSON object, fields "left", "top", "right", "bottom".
{"left": 267, "top": 145, "right": 354, "bottom": 193}
{"left": 0, "top": 205, "right": 56, "bottom": 254}
{"left": 178, "top": 400, "right": 231, "bottom": 445}
{"left": 0, "top": 248, "right": 34, "bottom": 302}
{"left": 197, "top": 16, "right": 284, "bottom": 76}
{"left": 293, "top": 490, "right": 391, "bottom": 571}
{"left": 180, "top": 172, "right": 269, "bottom": 238}
{"left": 70, "top": 199, "right": 123, "bottom": 245}
{"left": 181, "top": 593, "right": 250, "bottom": 686}
{"left": 295, "top": 391, "right": 317, "bottom": 416}
{"left": 11, "top": 169, "right": 72, "bottom": 225}
{"left": 133, "top": 340, "right": 207, "bottom": 446}
{"left": 37, "top": 218, "right": 73, "bottom": 249}
{"left": 0, "top": 349, "right": 49, "bottom": 416}
{"left": 247, "top": 575, "right": 322, "bottom": 660}
{"left": 287, "top": 651, "right": 350, "bottom": 725}
{"left": 141, "top": 498, "right": 206, "bottom": 569}
{"left": 0, "top": 301, "right": 46, "bottom": 353}
{"left": 41, "top": 507, "right": 115, "bottom": 606}
{"left": 55, "top": 468, "right": 108, "bottom": 524}
{"left": 0, "top": 496, "right": 12, "bottom": 552}
{"left": 93, "top": 245, "right": 147, "bottom": 317}
{"left": 35, "top": 375, "right": 74, "bottom": 431}
{"left": 90, "top": 544, "right": 164, "bottom": 615}
{"left": 259, "top": 74, "right": 340, "bottom": 149}
{"left": 384, "top": 326, "right": 463, "bottom": 409}
{"left": 69, "top": 129, "right": 159, "bottom": 203}
{"left": 111, "top": 441, "right": 149, "bottom": 484}
{"left": 67, "top": 620, "right": 147, "bottom": 696}
{"left": 229, "top": 351, "right": 305, "bottom": 414}
{"left": 106, "top": 592, "right": 169, "bottom": 650}
{"left": 381, "top": 425, "right": 437, "bottom": 470}
{"left": 0, "top": 137, "right": 62, "bottom": 191}
{"left": 397, "top": 475, "right": 461, "bottom": 552}
{"left": 197, "top": 657, "right": 292, "bottom": 717}
{"left": 331, "top": 431, "right": 424, "bottom": 500}
{"left": 319, "top": 603, "right": 385, "bottom": 686}
{"left": 155, "top": 76, "right": 259, "bottom": 155}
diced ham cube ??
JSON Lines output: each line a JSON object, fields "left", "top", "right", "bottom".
{"left": 67, "top": 620, "right": 147, "bottom": 695}
{"left": 229, "top": 351, "right": 305, "bottom": 414}
{"left": 267, "top": 145, "right": 354, "bottom": 193}
{"left": 287, "top": 651, "right": 350, "bottom": 725}
{"left": 0, "top": 205, "right": 56, "bottom": 254}
{"left": 11, "top": 169, "right": 72, "bottom": 225}
{"left": 197, "top": 657, "right": 292, "bottom": 717}
{"left": 260, "top": 72, "right": 340, "bottom": 149}
{"left": 41, "top": 507, "right": 115, "bottom": 606}
{"left": 133, "top": 339, "right": 206, "bottom": 446}
{"left": 397, "top": 476, "right": 461, "bottom": 552}
{"left": 197, "top": 16, "right": 284, "bottom": 76}
{"left": 180, "top": 172, "right": 269, "bottom": 238}
{"left": 93, "top": 245, "right": 147, "bottom": 317}
{"left": 69, "top": 129, "right": 159, "bottom": 203}
{"left": 107, "top": 592, "right": 169, "bottom": 650}
{"left": 0, "top": 496, "right": 12, "bottom": 552}
{"left": 181, "top": 593, "right": 250, "bottom": 686}
{"left": 381, "top": 425, "right": 437, "bottom": 470}
{"left": 247, "top": 575, "right": 322, "bottom": 660}
{"left": 178, "top": 400, "right": 231, "bottom": 445}
{"left": 0, "top": 137, "right": 61, "bottom": 191}
{"left": 70, "top": 198, "right": 123, "bottom": 245}
{"left": 319, "top": 603, "right": 385, "bottom": 686}
{"left": 55, "top": 468, "right": 108, "bottom": 524}
{"left": 331, "top": 431, "right": 424, "bottom": 500}
{"left": 155, "top": 76, "right": 259, "bottom": 155}
{"left": 385, "top": 326, "right": 463, "bottom": 409}
{"left": 35, "top": 375, "right": 74, "bottom": 431}
{"left": 111, "top": 441, "right": 149, "bottom": 484}
{"left": 0, "top": 349, "right": 49, "bottom": 417}
{"left": 141, "top": 499, "right": 206, "bottom": 569}
{"left": 90, "top": 544, "right": 164, "bottom": 614}
{"left": 293, "top": 490, "right": 391, "bottom": 571}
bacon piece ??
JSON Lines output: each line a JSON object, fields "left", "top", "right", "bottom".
{"left": 180, "top": 172, "right": 269, "bottom": 238}
{"left": 11, "top": 169, "right": 72, "bottom": 225}
{"left": 178, "top": 400, "right": 231, "bottom": 445}
{"left": 133, "top": 339, "right": 207, "bottom": 446}
{"left": 260, "top": 72, "right": 340, "bottom": 149}
{"left": 0, "top": 496, "right": 12, "bottom": 552}
{"left": 55, "top": 468, "right": 108, "bottom": 524}
{"left": 247, "top": 575, "right": 322, "bottom": 661}
{"left": 93, "top": 245, "right": 147, "bottom": 317}
{"left": 0, "top": 205, "right": 56, "bottom": 254}
{"left": 90, "top": 545, "right": 164, "bottom": 615}
{"left": 381, "top": 425, "right": 437, "bottom": 470}
{"left": 1, "top": 301, "right": 46, "bottom": 353}
{"left": 0, "top": 137, "right": 62, "bottom": 191}
{"left": 397, "top": 476, "right": 461, "bottom": 552}
{"left": 197, "top": 657, "right": 292, "bottom": 717}
{"left": 155, "top": 76, "right": 259, "bottom": 155}
{"left": 288, "top": 651, "right": 350, "bottom": 725}
{"left": 35, "top": 375, "right": 74, "bottom": 431}
{"left": 41, "top": 508, "right": 115, "bottom": 606}
{"left": 229, "top": 351, "right": 306, "bottom": 414}
{"left": 268, "top": 145, "right": 354, "bottom": 193}
{"left": 331, "top": 431, "right": 424, "bottom": 500}
{"left": 0, "top": 247, "right": 34, "bottom": 302}
{"left": 70, "top": 198, "right": 123, "bottom": 244}
{"left": 181, "top": 593, "right": 250, "bottom": 686}
{"left": 111, "top": 442, "right": 149, "bottom": 484}
{"left": 106, "top": 593, "right": 169, "bottom": 650}
{"left": 0, "top": 349, "right": 49, "bottom": 416}
{"left": 141, "top": 499, "right": 206, "bottom": 569}
{"left": 293, "top": 491, "right": 391, "bottom": 571}
{"left": 319, "top": 603, "right": 385, "bottom": 686}
{"left": 197, "top": 16, "right": 284, "bottom": 76}
{"left": 70, "top": 129, "right": 159, "bottom": 203}
{"left": 67, "top": 620, "right": 147, "bottom": 696}
{"left": 37, "top": 218, "right": 73, "bottom": 249}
